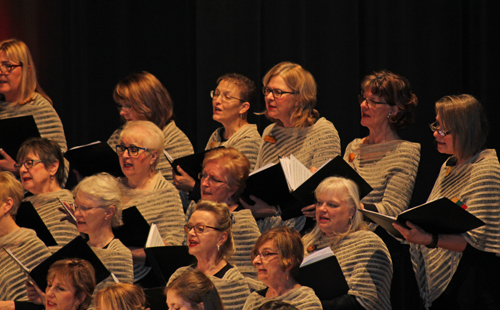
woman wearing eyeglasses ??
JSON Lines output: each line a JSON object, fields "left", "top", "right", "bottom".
{"left": 302, "top": 177, "right": 392, "bottom": 310}
{"left": 394, "top": 95, "right": 500, "bottom": 309}
{"left": 108, "top": 71, "right": 193, "bottom": 183}
{"left": 16, "top": 137, "right": 79, "bottom": 249}
{"left": 169, "top": 200, "right": 250, "bottom": 310}
{"left": 240, "top": 61, "right": 341, "bottom": 233}
{"left": 0, "top": 39, "right": 68, "bottom": 181}
{"left": 243, "top": 226, "right": 322, "bottom": 310}
{"left": 344, "top": 70, "right": 420, "bottom": 308}
{"left": 117, "top": 120, "right": 184, "bottom": 284}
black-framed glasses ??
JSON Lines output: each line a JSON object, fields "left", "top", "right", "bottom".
{"left": 358, "top": 95, "right": 388, "bottom": 108}
{"left": 198, "top": 172, "right": 226, "bottom": 186}
{"left": 116, "top": 145, "right": 153, "bottom": 157}
{"left": 0, "top": 63, "right": 22, "bottom": 74}
{"left": 251, "top": 250, "right": 279, "bottom": 261}
{"left": 72, "top": 203, "right": 105, "bottom": 213}
{"left": 14, "top": 159, "right": 43, "bottom": 170}
{"left": 262, "top": 86, "right": 296, "bottom": 98}
{"left": 429, "top": 122, "right": 451, "bottom": 137}
{"left": 210, "top": 90, "right": 244, "bottom": 102}
{"left": 184, "top": 224, "right": 222, "bottom": 234}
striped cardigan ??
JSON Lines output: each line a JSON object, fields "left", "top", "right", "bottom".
{"left": 243, "top": 286, "right": 323, "bottom": 310}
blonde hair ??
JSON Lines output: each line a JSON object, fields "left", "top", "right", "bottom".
{"left": 95, "top": 283, "right": 146, "bottom": 310}
{"left": 0, "top": 39, "right": 52, "bottom": 105}
{"left": 0, "top": 171, "right": 24, "bottom": 216}
{"left": 119, "top": 120, "right": 164, "bottom": 168}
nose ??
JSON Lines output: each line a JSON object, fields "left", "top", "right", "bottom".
{"left": 19, "top": 164, "right": 27, "bottom": 174}
{"left": 45, "top": 285, "right": 55, "bottom": 296}
{"left": 433, "top": 130, "right": 440, "bottom": 138}
{"left": 119, "top": 108, "right": 127, "bottom": 116}
{"left": 252, "top": 254, "right": 262, "bottom": 266}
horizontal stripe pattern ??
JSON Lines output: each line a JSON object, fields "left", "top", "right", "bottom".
{"left": 243, "top": 286, "right": 323, "bottom": 310}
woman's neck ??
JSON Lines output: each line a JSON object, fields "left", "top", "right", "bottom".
{"left": 35, "top": 181, "right": 62, "bottom": 195}
{"left": 266, "top": 279, "right": 301, "bottom": 298}
{"left": 222, "top": 118, "right": 248, "bottom": 140}
{"left": 196, "top": 254, "right": 227, "bottom": 276}
{"left": 0, "top": 216, "right": 19, "bottom": 238}
{"left": 126, "top": 171, "right": 157, "bottom": 190}
{"left": 365, "top": 126, "right": 400, "bottom": 144}
{"left": 87, "top": 226, "right": 115, "bottom": 248}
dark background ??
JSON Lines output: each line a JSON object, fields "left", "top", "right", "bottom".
{"left": 2, "top": 0, "right": 499, "bottom": 206}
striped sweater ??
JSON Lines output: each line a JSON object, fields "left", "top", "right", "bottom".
{"left": 409, "top": 149, "right": 500, "bottom": 308}
{"left": 243, "top": 286, "right": 323, "bottom": 310}
{"left": 23, "top": 189, "right": 79, "bottom": 249}
{"left": 92, "top": 238, "right": 134, "bottom": 290}
{"left": 303, "top": 230, "right": 393, "bottom": 310}
{"left": 205, "top": 124, "right": 261, "bottom": 170}
{"left": 108, "top": 121, "right": 194, "bottom": 182}
{"left": 344, "top": 139, "right": 420, "bottom": 218}
{"left": 254, "top": 117, "right": 341, "bottom": 233}
{"left": 120, "top": 172, "right": 185, "bottom": 280}
{"left": 0, "top": 228, "right": 51, "bottom": 301}
{"left": 169, "top": 265, "right": 251, "bottom": 310}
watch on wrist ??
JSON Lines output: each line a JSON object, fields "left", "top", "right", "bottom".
{"left": 426, "top": 233, "right": 439, "bottom": 248}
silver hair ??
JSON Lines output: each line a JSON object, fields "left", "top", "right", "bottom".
{"left": 119, "top": 120, "right": 164, "bottom": 168}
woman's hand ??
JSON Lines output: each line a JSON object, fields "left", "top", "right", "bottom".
{"left": 26, "top": 281, "right": 45, "bottom": 305}
{"left": 239, "top": 196, "right": 277, "bottom": 218}
{"left": 393, "top": 221, "right": 433, "bottom": 245}
{"left": 58, "top": 200, "right": 77, "bottom": 226}
{"left": 301, "top": 204, "right": 316, "bottom": 218}
{"left": 172, "top": 166, "right": 195, "bottom": 192}
{"left": 0, "top": 149, "right": 17, "bottom": 173}
{"left": 130, "top": 247, "right": 147, "bottom": 265}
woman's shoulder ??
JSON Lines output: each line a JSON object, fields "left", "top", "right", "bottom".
{"left": 167, "top": 265, "right": 194, "bottom": 285}
{"left": 342, "top": 230, "right": 388, "bottom": 250}
{"left": 221, "top": 263, "right": 246, "bottom": 281}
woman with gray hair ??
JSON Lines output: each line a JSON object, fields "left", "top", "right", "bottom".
{"left": 302, "top": 177, "right": 392, "bottom": 310}
{"left": 72, "top": 172, "right": 133, "bottom": 291}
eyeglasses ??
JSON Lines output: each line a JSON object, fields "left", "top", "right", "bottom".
{"left": 429, "top": 122, "right": 451, "bottom": 137}
{"left": 0, "top": 63, "right": 22, "bottom": 74}
{"left": 116, "top": 104, "right": 132, "bottom": 112}
{"left": 262, "top": 87, "right": 296, "bottom": 98}
{"left": 251, "top": 250, "right": 278, "bottom": 261}
{"left": 14, "top": 159, "right": 43, "bottom": 170}
{"left": 358, "top": 95, "right": 388, "bottom": 108}
{"left": 210, "top": 90, "right": 243, "bottom": 102}
{"left": 315, "top": 200, "right": 339, "bottom": 208}
{"left": 72, "top": 203, "right": 105, "bottom": 213}
{"left": 184, "top": 224, "right": 222, "bottom": 234}
{"left": 198, "top": 172, "right": 226, "bottom": 186}
{"left": 116, "top": 145, "right": 153, "bottom": 157}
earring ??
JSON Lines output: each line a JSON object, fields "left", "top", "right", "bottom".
{"left": 286, "top": 272, "right": 289, "bottom": 281}
{"left": 239, "top": 113, "right": 243, "bottom": 119}
{"left": 50, "top": 175, "right": 55, "bottom": 180}
{"left": 387, "top": 112, "right": 392, "bottom": 119}
{"left": 217, "top": 245, "right": 220, "bottom": 251}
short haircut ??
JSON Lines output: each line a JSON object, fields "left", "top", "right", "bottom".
{"left": 113, "top": 71, "right": 175, "bottom": 128}
{"left": 47, "top": 258, "right": 96, "bottom": 310}
{"left": 261, "top": 62, "right": 319, "bottom": 128}
{"left": 435, "top": 94, "right": 488, "bottom": 161}
{"left": 361, "top": 70, "right": 418, "bottom": 131}
{"left": 193, "top": 200, "right": 234, "bottom": 261}
{"left": 72, "top": 173, "right": 122, "bottom": 228}
{"left": 258, "top": 300, "right": 299, "bottom": 310}
{"left": 203, "top": 147, "right": 250, "bottom": 202}
{"left": 217, "top": 73, "right": 257, "bottom": 106}
{"left": 0, "top": 38, "right": 51, "bottom": 105}
{"left": 251, "top": 226, "right": 303, "bottom": 279}
{"left": 17, "top": 137, "right": 65, "bottom": 186}
{"left": 0, "top": 171, "right": 24, "bottom": 216}
{"left": 119, "top": 120, "right": 164, "bottom": 168}
{"left": 165, "top": 269, "right": 224, "bottom": 310}
{"left": 95, "top": 283, "right": 146, "bottom": 310}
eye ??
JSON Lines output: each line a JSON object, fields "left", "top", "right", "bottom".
{"left": 129, "top": 146, "right": 139, "bottom": 153}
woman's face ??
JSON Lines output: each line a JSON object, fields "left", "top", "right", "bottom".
{"left": 186, "top": 210, "right": 226, "bottom": 258}
{"left": 18, "top": 152, "right": 57, "bottom": 195}
{"left": 359, "top": 90, "right": 397, "bottom": 132}
{"left": 118, "top": 104, "right": 144, "bottom": 122}
{"left": 212, "top": 80, "right": 247, "bottom": 126}
{"left": 118, "top": 132, "right": 157, "bottom": 182}
{"left": 166, "top": 290, "right": 200, "bottom": 310}
{"left": 433, "top": 114, "right": 456, "bottom": 156}
{"left": 315, "top": 191, "right": 354, "bottom": 237}
{"left": 264, "top": 75, "right": 298, "bottom": 127}
{"left": 0, "top": 50, "right": 23, "bottom": 102}
{"left": 200, "top": 161, "right": 237, "bottom": 204}
{"left": 252, "top": 240, "right": 286, "bottom": 286}
{"left": 74, "top": 192, "right": 110, "bottom": 235}
{"left": 45, "top": 275, "right": 83, "bottom": 310}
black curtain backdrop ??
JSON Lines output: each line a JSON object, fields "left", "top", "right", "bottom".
{"left": 2, "top": 0, "right": 500, "bottom": 207}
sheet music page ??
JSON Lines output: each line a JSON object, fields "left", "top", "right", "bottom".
{"left": 289, "top": 154, "right": 312, "bottom": 191}
{"left": 163, "top": 150, "right": 174, "bottom": 163}
{"left": 146, "top": 224, "right": 165, "bottom": 248}
{"left": 68, "top": 141, "right": 101, "bottom": 151}
{"left": 249, "top": 162, "right": 275, "bottom": 176}
{"left": 300, "top": 246, "right": 335, "bottom": 267}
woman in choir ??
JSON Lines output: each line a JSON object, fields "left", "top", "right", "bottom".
{"left": 168, "top": 200, "right": 250, "bottom": 310}
{"left": 95, "top": 283, "right": 147, "bottom": 310}
{"left": 72, "top": 172, "right": 134, "bottom": 290}
{"left": 0, "top": 171, "right": 51, "bottom": 309}
{"left": 243, "top": 226, "right": 322, "bottom": 310}
{"left": 302, "top": 177, "right": 392, "bottom": 310}
{"left": 0, "top": 39, "right": 68, "bottom": 180}
{"left": 240, "top": 61, "right": 341, "bottom": 233}
{"left": 108, "top": 71, "right": 194, "bottom": 182}
{"left": 166, "top": 269, "right": 224, "bottom": 310}
{"left": 15, "top": 138, "right": 78, "bottom": 249}
{"left": 343, "top": 70, "right": 420, "bottom": 308}
{"left": 394, "top": 94, "right": 500, "bottom": 309}
{"left": 173, "top": 73, "right": 261, "bottom": 202}
{"left": 116, "top": 120, "right": 184, "bottom": 284}
{"left": 185, "top": 147, "right": 261, "bottom": 283}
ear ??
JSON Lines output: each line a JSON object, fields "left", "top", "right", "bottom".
{"left": 239, "top": 102, "right": 250, "bottom": 115}
{"left": 391, "top": 105, "right": 400, "bottom": 116}
{"left": 217, "top": 231, "right": 228, "bottom": 247}
{"left": 76, "top": 292, "right": 86, "bottom": 308}
{"left": 1, "top": 197, "right": 14, "bottom": 215}
{"left": 149, "top": 151, "right": 158, "bottom": 165}
{"left": 48, "top": 160, "right": 59, "bottom": 177}
{"left": 105, "top": 205, "right": 116, "bottom": 221}
{"left": 196, "top": 302, "right": 205, "bottom": 310}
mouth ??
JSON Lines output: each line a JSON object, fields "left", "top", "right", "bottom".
{"left": 21, "top": 176, "right": 32, "bottom": 183}
{"left": 318, "top": 215, "right": 330, "bottom": 223}
{"left": 213, "top": 107, "right": 222, "bottom": 113}
{"left": 188, "top": 240, "right": 199, "bottom": 247}
{"left": 46, "top": 300, "right": 56, "bottom": 307}
{"left": 361, "top": 112, "right": 370, "bottom": 118}
{"left": 122, "top": 162, "right": 133, "bottom": 168}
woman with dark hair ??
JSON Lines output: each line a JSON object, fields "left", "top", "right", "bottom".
{"left": 95, "top": 283, "right": 147, "bottom": 310}
{"left": 242, "top": 62, "right": 341, "bottom": 233}
{"left": 243, "top": 226, "right": 322, "bottom": 310}
{"left": 166, "top": 269, "right": 225, "bottom": 310}
{"left": 394, "top": 94, "right": 500, "bottom": 309}
{"left": 168, "top": 200, "right": 250, "bottom": 310}
{"left": 0, "top": 39, "right": 67, "bottom": 180}
{"left": 16, "top": 138, "right": 78, "bottom": 248}
{"left": 108, "top": 71, "right": 193, "bottom": 182}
